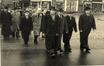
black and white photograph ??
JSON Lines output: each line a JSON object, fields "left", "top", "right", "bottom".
{"left": 0, "top": 0, "right": 104, "bottom": 66}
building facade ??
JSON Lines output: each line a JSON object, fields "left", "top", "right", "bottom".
{"left": 52, "top": 0, "right": 79, "bottom": 12}
{"left": 0, "top": 0, "right": 104, "bottom": 12}
{"left": 31, "top": 0, "right": 52, "bottom": 9}
{"left": 64, "top": 0, "right": 78, "bottom": 12}
{"left": 79, "top": 0, "right": 104, "bottom": 12}
{"left": 0, "top": 0, "right": 20, "bottom": 8}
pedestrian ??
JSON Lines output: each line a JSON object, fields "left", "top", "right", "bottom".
{"left": 41, "top": 9, "right": 48, "bottom": 38}
{"left": 0, "top": 7, "right": 12, "bottom": 40}
{"left": 11, "top": 9, "right": 20, "bottom": 39}
{"left": 32, "top": 8, "right": 42, "bottom": 45}
{"left": 79, "top": 7, "right": 96, "bottom": 53}
{"left": 56, "top": 8, "right": 68, "bottom": 55}
{"left": 19, "top": 11, "right": 33, "bottom": 46}
{"left": 63, "top": 12, "right": 77, "bottom": 53}
{"left": 42, "top": 7, "right": 61, "bottom": 57}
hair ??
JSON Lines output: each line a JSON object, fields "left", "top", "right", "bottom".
{"left": 84, "top": 7, "right": 91, "bottom": 11}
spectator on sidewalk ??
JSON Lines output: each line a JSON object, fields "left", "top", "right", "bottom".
{"left": 0, "top": 7, "right": 12, "bottom": 40}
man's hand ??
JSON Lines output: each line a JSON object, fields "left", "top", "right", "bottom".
{"left": 66, "top": 32, "right": 68, "bottom": 34}
{"left": 56, "top": 33, "right": 59, "bottom": 36}
{"left": 42, "top": 33, "right": 45, "bottom": 37}
{"left": 80, "top": 30, "right": 83, "bottom": 32}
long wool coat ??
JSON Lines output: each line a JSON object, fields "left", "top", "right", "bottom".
{"left": 0, "top": 11, "right": 12, "bottom": 36}
{"left": 32, "top": 13, "right": 42, "bottom": 35}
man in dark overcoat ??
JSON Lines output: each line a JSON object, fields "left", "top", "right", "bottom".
{"left": 63, "top": 12, "right": 77, "bottom": 53}
{"left": 19, "top": 11, "right": 33, "bottom": 46}
{"left": 56, "top": 8, "right": 68, "bottom": 54}
{"left": 0, "top": 7, "right": 12, "bottom": 39}
{"left": 42, "top": 7, "right": 61, "bottom": 56}
{"left": 78, "top": 7, "right": 96, "bottom": 53}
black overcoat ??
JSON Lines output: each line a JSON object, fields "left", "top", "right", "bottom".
{"left": 79, "top": 14, "right": 96, "bottom": 31}
{"left": 65, "top": 15, "right": 77, "bottom": 32}
{"left": 19, "top": 16, "right": 33, "bottom": 32}
{"left": 0, "top": 11, "right": 12, "bottom": 36}
{"left": 43, "top": 14, "right": 60, "bottom": 37}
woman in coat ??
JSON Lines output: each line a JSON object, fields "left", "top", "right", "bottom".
{"left": 32, "top": 8, "right": 42, "bottom": 44}
{"left": 19, "top": 11, "right": 33, "bottom": 46}
{"left": 11, "top": 10, "right": 20, "bottom": 39}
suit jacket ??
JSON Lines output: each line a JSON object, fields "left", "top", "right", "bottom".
{"left": 65, "top": 15, "right": 77, "bottom": 32}
{"left": 79, "top": 14, "right": 96, "bottom": 31}
{"left": 58, "top": 15, "right": 68, "bottom": 35}
{"left": 42, "top": 14, "right": 60, "bottom": 36}
{"left": 20, "top": 16, "right": 33, "bottom": 32}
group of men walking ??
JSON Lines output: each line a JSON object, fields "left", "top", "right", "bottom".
{"left": 0, "top": 6, "right": 96, "bottom": 57}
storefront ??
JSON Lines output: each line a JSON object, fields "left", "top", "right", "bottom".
{"left": 64, "top": 0, "right": 78, "bottom": 12}
{"left": 31, "top": 0, "right": 52, "bottom": 9}
{"left": 54, "top": 0, "right": 64, "bottom": 10}
{"left": 83, "top": 0, "right": 104, "bottom": 12}
{"left": 0, "top": 0, "right": 21, "bottom": 9}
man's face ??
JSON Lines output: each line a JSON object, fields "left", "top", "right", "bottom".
{"left": 43, "top": 9, "right": 47, "bottom": 14}
{"left": 38, "top": 10, "right": 41, "bottom": 14}
{"left": 25, "top": 12, "right": 29, "bottom": 16}
{"left": 68, "top": 13, "right": 73, "bottom": 17}
{"left": 50, "top": 10, "right": 55, "bottom": 15}
{"left": 57, "top": 11, "right": 63, "bottom": 15}
{"left": 4, "top": 9, "right": 8, "bottom": 12}
{"left": 85, "top": 10, "right": 91, "bottom": 14}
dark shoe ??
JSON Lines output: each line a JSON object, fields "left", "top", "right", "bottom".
{"left": 46, "top": 50, "right": 50, "bottom": 54}
{"left": 60, "top": 49, "right": 64, "bottom": 55}
{"left": 86, "top": 50, "right": 90, "bottom": 53}
{"left": 48, "top": 49, "right": 56, "bottom": 57}
{"left": 86, "top": 49, "right": 91, "bottom": 53}
{"left": 86, "top": 48, "right": 91, "bottom": 50}
{"left": 50, "top": 53, "right": 56, "bottom": 57}
{"left": 56, "top": 50, "right": 63, "bottom": 55}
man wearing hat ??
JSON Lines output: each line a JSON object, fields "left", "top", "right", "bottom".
{"left": 42, "top": 6, "right": 61, "bottom": 56}
{"left": 78, "top": 7, "right": 96, "bottom": 53}
{"left": 63, "top": 12, "right": 77, "bottom": 53}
